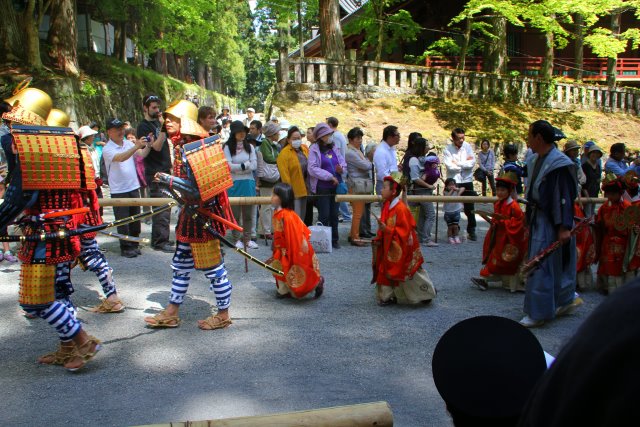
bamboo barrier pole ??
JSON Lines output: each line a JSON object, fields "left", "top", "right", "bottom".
{"left": 99, "top": 196, "right": 607, "bottom": 207}
{"left": 137, "top": 401, "right": 393, "bottom": 427}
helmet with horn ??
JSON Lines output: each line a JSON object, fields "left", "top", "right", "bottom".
{"left": 3, "top": 78, "right": 53, "bottom": 126}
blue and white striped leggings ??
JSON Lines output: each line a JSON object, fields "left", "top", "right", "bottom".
{"left": 23, "top": 263, "right": 82, "bottom": 342}
{"left": 79, "top": 238, "right": 117, "bottom": 298}
{"left": 170, "top": 242, "right": 232, "bottom": 310}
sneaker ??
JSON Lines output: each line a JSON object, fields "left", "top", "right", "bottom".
{"left": 454, "top": 237, "right": 462, "bottom": 244}
{"left": 235, "top": 240, "right": 244, "bottom": 249}
{"left": 425, "top": 241, "right": 439, "bottom": 248}
{"left": 4, "top": 251, "right": 18, "bottom": 263}
{"left": 448, "top": 237, "right": 456, "bottom": 244}
{"left": 519, "top": 315, "right": 545, "bottom": 328}
{"left": 247, "top": 240, "right": 259, "bottom": 250}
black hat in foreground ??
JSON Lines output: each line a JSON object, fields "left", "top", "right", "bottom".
{"left": 432, "top": 316, "right": 547, "bottom": 424}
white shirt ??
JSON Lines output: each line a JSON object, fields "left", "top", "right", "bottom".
{"left": 443, "top": 140, "right": 476, "bottom": 184}
{"left": 102, "top": 139, "right": 140, "bottom": 194}
{"left": 373, "top": 141, "right": 398, "bottom": 181}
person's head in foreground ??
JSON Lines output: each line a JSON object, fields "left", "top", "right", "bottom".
{"left": 432, "top": 316, "right": 547, "bottom": 427}
{"left": 381, "top": 172, "right": 405, "bottom": 201}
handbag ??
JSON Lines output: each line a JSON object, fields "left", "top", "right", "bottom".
{"left": 256, "top": 149, "right": 280, "bottom": 183}
{"left": 473, "top": 168, "right": 486, "bottom": 182}
{"left": 348, "top": 177, "right": 373, "bottom": 195}
{"left": 309, "top": 222, "right": 332, "bottom": 253}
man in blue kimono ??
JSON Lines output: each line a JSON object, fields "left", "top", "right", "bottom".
{"left": 522, "top": 120, "right": 580, "bottom": 328}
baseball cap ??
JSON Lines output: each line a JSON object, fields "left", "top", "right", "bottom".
{"left": 106, "top": 118, "right": 125, "bottom": 130}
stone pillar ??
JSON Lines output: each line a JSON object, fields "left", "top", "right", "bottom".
{"left": 400, "top": 71, "right": 407, "bottom": 88}
{"left": 319, "top": 64, "right": 327, "bottom": 84}
{"left": 411, "top": 72, "right": 418, "bottom": 88}
{"left": 378, "top": 69, "right": 386, "bottom": 86}
{"left": 307, "top": 63, "right": 315, "bottom": 83}
{"left": 389, "top": 69, "right": 397, "bottom": 87}
{"left": 367, "top": 67, "right": 375, "bottom": 86}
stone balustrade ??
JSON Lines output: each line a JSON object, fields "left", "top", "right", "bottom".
{"left": 274, "top": 56, "right": 640, "bottom": 115}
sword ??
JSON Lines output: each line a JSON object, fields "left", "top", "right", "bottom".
{"left": 521, "top": 215, "right": 593, "bottom": 276}
{"left": 0, "top": 202, "right": 176, "bottom": 243}
{"left": 162, "top": 187, "right": 283, "bottom": 276}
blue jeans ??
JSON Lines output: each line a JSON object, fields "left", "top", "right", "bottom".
{"left": 339, "top": 201, "right": 352, "bottom": 220}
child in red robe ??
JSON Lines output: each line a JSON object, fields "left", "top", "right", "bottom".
{"left": 622, "top": 171, "right": 640, "bottom": 279}
{"left": 575, "top": 202, "right": 597, "bottom": 291}
{"left": 471, "top": 171, "right": 527, "bottom": 292}
{"left": 268, "top": 183, "right": 324, "bottom": 299}
{"left": 372, "top": 172, "right": 436, "bottom": 306}
{"left": 596, "top": 174, "right": 632, "bottom": 294}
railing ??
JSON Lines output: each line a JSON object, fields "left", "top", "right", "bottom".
{"left": 275, "top": 57, "right": 640, "bottom": 115}
{"left": 424, "top": 56, "right": 640, "bottom": 81}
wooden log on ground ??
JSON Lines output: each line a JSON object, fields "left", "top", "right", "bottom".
{"left": 137, "top": 401, "right": 393, "bottom": 427}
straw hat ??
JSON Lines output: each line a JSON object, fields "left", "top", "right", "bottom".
{"left": 46, "top": 108, "right": 70, "bottom": 127}
{"left": 180, "top": 116, "right": 208, "bottom": 139}
{"left": 164, "top": 100, "right": 199, "bottom": 122}
{"left": 562, "top": 140, "right": 581, "bottom": 153}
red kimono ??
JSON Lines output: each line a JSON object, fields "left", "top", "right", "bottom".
{"left": 626, "top": 200, "right": 640, "bottom": 272}
{"left": 575, "top": 203, "right": 596, "bottom": 273}
{"left": 596, "top": 199, "right": 631, "bottom": 277}
{"left": 271, "top": 208, "right": 321, "bottom": 298}
{"left": 373, "top": 198, "right": 424, "bottom": 286}
{"left": 480, "top": 197, "right": 527, "bottom": 277}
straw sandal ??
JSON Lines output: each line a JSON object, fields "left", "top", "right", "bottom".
{"left": 91, "top": 298, "right": 125, "bottom": 313}
{"left": 198, "top": 315, "right": 232, "bottom": 330}
{"left": 64, "top": 336, "right": 102, "bottom": 372}
{"left": 144, "top": 310, "right": 181, "bottom": 328}
{"left": 38, "top": 343, "right": 76, "bottom": 366}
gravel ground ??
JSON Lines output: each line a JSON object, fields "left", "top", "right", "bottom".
{"left": 0, "top": 202, "right": 605, "bottom": 426}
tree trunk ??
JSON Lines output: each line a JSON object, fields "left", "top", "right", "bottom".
{"left": 196, "top": 61, "right": 206, "bottom": 88}
{"left": 115, "top": 21, "right": 128, "bottom": 61}
{"left": 154, "top": 49, "right": 168, "bottom": 75}
{"left": 483, "top": 15, "right": 506, "bottom": 74}
{"left": 574, "top": 13, "right": 584, "bottom": 82}
{"left": 372, "top": 0, "right": 384, "bottom": 62}
{"left": 23, "top": 0, "right": 43, "bottom": 69}
{"left": 182, "top": 54, "right": 192, "bottom": 83}
{"left": 206, "top": 64, "right": 214, "bottom": 91}
{"left": 541, "top": 28, "right": 554, "bottom": 80}
{"left": 607, "top": 12, "right": 622, "bottom": 89}
{"left": 47, "top": 0, "right": 79, "bottom": 76}
{"left": 85, "top": 12, "right": 93, "bottom": 53}
{"left": 0, "top": 0, "right": 24, "bottom": 62}
{"left": 458, "top": 18, "right": 472, "bottom": 71}
{"left": 319, "top": 0, "right": 345, "bottom": 60}
{"left": 297, "top": 0, "right": 304, "bottom": 58}
{"left": 167, "top": 52, "right": 179, "bottom": 78}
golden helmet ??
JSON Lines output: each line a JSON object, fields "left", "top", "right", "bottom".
{"left": 163, "top": 100, "right": 199, "bottom": 122}
{"left": 5, "top": 86, "right": 53, "bottom": 122}
{"left": 46, "top": 108, "right": 70, "bottom": 127}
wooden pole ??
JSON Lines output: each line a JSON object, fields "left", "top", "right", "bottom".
{"left": 137, "top": 401, "right": 393, "bottom": 427}
{"left": 99, "top": 196, "right": 608, "bottom": 207}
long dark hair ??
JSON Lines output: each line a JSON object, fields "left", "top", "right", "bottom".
{"left": 273, "top": 182, "right": 295, "bottom": 210}
{"left": 402, "top": 137, "right": 427, "bottom": 177}
{"left": 225, "top": 132, "right": 252, "bottom": 155}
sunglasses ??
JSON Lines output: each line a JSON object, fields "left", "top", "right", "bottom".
{"left": 144, "top": 95, "right": 160, "bottom": 106}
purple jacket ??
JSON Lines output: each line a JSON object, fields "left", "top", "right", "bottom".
{"left": 308, "top": 143, "right": 347, "bottom": 193}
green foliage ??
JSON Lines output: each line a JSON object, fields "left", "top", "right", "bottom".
{"left": 80, "top": 81, "right": 99, "bottom": 97}
{"left": 423, "top": 38, "right": 462, "bottom": 57}
{"left": 343, "top": 0, "right": 421, "bottom": 60}
{"left": 585, "top": 27, "right": 640, "bottom": 58}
